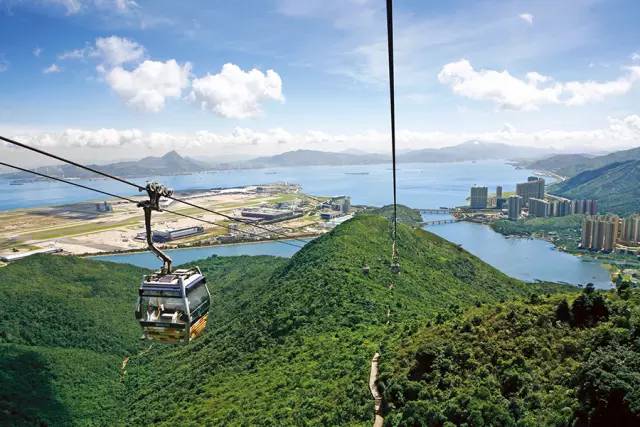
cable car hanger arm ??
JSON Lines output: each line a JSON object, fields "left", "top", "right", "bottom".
{"left": 139, "top": 182, "right": 173, "bottom": 274}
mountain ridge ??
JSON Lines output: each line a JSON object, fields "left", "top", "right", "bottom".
{"left": 2, "top": 141, "right": 556, "bottom": 180}
{"left": 527, "top": 146, "right": 640, "bottom": 177}
{"left": 550, "top": 160, "right": 640, "bottom": 215}
{"left": 3, "top": 150, "right": 209, "bottom": 180}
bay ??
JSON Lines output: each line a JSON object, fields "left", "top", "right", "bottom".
{"left": 2, "top": 160, "right": 612, "bottom": 287}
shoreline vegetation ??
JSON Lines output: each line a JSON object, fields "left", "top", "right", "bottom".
{"left": 82, "top": 233, "right": 319, "bottom": 259}
{"left": 491, "top": 215, "right": 640, "bottom": 283}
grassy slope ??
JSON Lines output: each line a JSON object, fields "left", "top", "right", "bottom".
{"left": 368, "top": 204, "right": 423, "bottom": 226}
{"left": 0, "top": 209, "right": 571, "bottom": 426}
{"left": 0, "top": 255, "right": 144, "bottom": 426}
{"left": 122, "top": 213, "right": 566, "bottom": 426}
{"left": 530, "top": 146, "right": 640, "bottom": 177}
{"left": 550, "top": 160, "right": 640, "bottom": 216}
{"left": 381, "top": 289, "right": 640, "bottom": 426}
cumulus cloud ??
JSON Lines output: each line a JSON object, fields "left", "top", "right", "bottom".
{"left": 92, "top": 36, "right": 144, "bottom": 67}
{"left": 519, "top": 13, "right": 534, "bottom": 24}
{"left": 105, "top": 59, "right": 191, "bottom": 112}
{"left": 189, "top": 63, "right": 284, "bottom": 119}
{"left": 43, "top": 64, "right": 61, "bottom": 74}
{"left": 33, "top": 47, "right": 43, "bottom": 57}
{"left": 438, "top": 59, "right": 640, "bottom": 110}
{"left": 438, "top": 59, "right": 562, "bottom": 110}
{"left": 563, "top": 66, "right": 640, "bottom": 105}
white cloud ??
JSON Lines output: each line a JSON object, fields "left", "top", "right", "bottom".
{"left": 48, "top": 0, "right": 82, "bottom": 14}
{"left": 58, "top": 48, "right": 89, "bottom": 60}
{"left": 189, "top": 63, "right": 284, "bottom": 119}
{"left": 6, "top": 114, "right": 640, "bottom": 156}
{"left": 105, "top": 59, "right": 191, "bottom": 112}
{"left": 563, "top": 66, "right": 640, "bottom": 106}
{"left": 632, "top": 52, "right": 640, "bottom": 62}
{"left": 438, "top": 59, "right": 562, "bottom": 110}
{"left": 59, "top": 36, "right": 144, "bottom": 68}
{"left": 43, "top": 0, "right": 137, "bottom": 15}
{"left": 92, "top": 36, "right": 144, "bottom": 67}
{"left": 94, "top": 0, "right": 138, "bottom": 12}
{"left": 439, "top": 59, "right": 640, "bottom": 110}
{"left": 33, "top": 47, "right": 43, "bottom": 57}
{"left": 43, "top": 64, "right": 61, "bottom": 74}
{"left": 519, "top": 13, "right": 534, "bottom": 25}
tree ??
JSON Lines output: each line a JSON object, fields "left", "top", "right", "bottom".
{"left": 555, "top": 299, "right": 571, "bottom": 323}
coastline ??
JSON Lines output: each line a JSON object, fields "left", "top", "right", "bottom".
{"left": 489, "top": 218, "right": 636, "bottom": 284}
{"left": 83, "top": 233, "right": 318, "bottom": 259}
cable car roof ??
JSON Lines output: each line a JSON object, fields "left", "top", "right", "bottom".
{"left": 142, "top": 268, "right": 203, "bottom": 288}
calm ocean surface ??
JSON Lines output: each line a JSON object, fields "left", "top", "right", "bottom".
{"left": 1, "top": 160, "right": 612, "bottom": 288}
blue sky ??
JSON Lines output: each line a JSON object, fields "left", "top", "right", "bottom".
{"left": 1, "top": 0, "right": 640, "bottom": 165}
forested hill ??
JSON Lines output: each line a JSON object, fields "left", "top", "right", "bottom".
{"left": 2, "top": 208, "right": 577, "bottom": 425}
{"left": 381, "top": 284, "right": 640, "bottom": 426}
{"left": 527, "top": 145, "right": 640, "bottom": 177}
{"left": 550, "top": 160, "right": 640, "bottom": 216}
{"left": 123, "top": 211, "right": 554, "bottom": 425}
{"left": 0, "top": 256, "right": 144, "bottom": 425}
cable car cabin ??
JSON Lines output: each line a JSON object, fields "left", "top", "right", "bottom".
{"left": 135, "top": 267, "right": 210, "bottom": 344}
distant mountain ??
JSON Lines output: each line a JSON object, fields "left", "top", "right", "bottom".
{"left": 397, "top": 140, "right": 552, "bottom": 163}
{"left": 2, "top": 142, "right": 558, "bottom": 181}
{"left": 527, "top": 146, "right": 640, "bottom": 177}
{"left": 550, "top": 160, "right": 640, "bottom": 215}
{"left": 235, "top": 142, "right": 552, "bottom": 169}
{"left": 235, "top": 149, "right": 388, "bottom": 168}
{"left": 3, "top": 150, "right": 211, "bottom": 180}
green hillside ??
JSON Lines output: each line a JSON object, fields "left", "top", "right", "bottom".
{"left": 0, "top": 255, "right": 144, "bottom": 425}
{"left": 123, "top": 213, "right": 557, "bottom": 425}
{"left": 1, "top": 210, "right": 572, "bottom": 425}
{"left": 550, "top": 160, "right": 640, "bottom": 216}
{"left": 380, "top": 284, "right": 640, "bottom": 426}
{"left": 529, "top": 146, "right": 640, "bottom": 177}
{"left": 368, "top": 204, "right": 423, "bottom": 226}
{"left": 526, "top": 153, "right": 594, "bottom": 177}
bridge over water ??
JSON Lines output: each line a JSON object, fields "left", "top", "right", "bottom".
{"left": 420, "top": 218, "right": 459, "bottom": 226}
{"left": 417, "top": 208, "right": 454, "bottom": 214}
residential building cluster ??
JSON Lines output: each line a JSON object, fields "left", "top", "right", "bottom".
{"left": 467, "top": 177, "right": 598, "bottom": 222}
{"left": 580, "top": 214, "right": 640, "bottom": 252}
{"left": 516, "top": 177, "right": 545, "bottom": 205}
{"left": 470, "top": 186, "right": 488, "bottom": 209}
{"left": 528, "top": 197, "right": 550, "bottom": 218}
{"left": 580, "top": 215, "right": 619, "bottom": 252}
{"left": 507, "top": 195, "right": 522, "bottom": 220}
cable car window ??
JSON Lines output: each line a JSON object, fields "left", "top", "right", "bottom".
{"left": 187, "top": 284, "right": 209, "bottom": 311}
{"left": 140, "top": 296, "right": 187, "bottom": 323}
